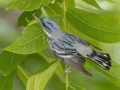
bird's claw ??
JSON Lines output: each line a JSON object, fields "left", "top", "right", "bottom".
{"left": 65, "top": 68, "right": 71, "bottom": 74}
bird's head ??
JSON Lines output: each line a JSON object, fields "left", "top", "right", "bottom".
{"left": 34, "top": 16, "right": 62, "bottom": 37}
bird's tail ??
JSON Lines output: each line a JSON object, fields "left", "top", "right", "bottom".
{"left": 89, "top": 50, "right": 111, "bottom": 70}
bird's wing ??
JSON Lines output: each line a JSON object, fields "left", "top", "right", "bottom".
{"left": 56, "top": 51, "right": 92, "bottom": 76}
{"left": 65, "top": 33, "right": 102, "bottom": 51}
{"left": 47, "top": 36, "right": 77, "bottom": 58}
{"left": 64, "top": 53, "right": 92, "bottom": 76}
{"left": 81, "top": 39, "right": 102, "bottom": 51}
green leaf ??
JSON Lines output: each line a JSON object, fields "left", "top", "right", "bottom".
{"left": 106, "top": 0, "right": 116, "bottom": 4}
{"left": 26, "top": 60, "right": 60, "bottom": 90}
{"left": 18, "top": 9, "right": 42, "bottom": 27}
{"left": 82, "top": 0, "right": 102, "bottom": 10}
{"left": 18, "top": 11, "right": 34, "bottom": 27}
{"left": 66, "top": 8, "right": 120, "bottom": 43}
{"left": 0, "top": 51, "right": 26, "bottom": 76}
{"left": 49, "top": 15, "right": 63, "bottom": 23}
{"left": 43, "top": 2, "right": 63, "bottom": 16}
{"left": 66, "top": 0, "right": 75, "bottom": 8}
{"left": 0, "top": 72, "right": 14, "bottom": 90}
{"left": 6, "top": 0, "right": 53, "bottom": 11}
{"left": 85, "top": 60, "right": 120, "bottom": 86}
{"left": 5, "top": 23, "right": 48, "bottom": 54}
{"left": 17, "top": 65, "right": 32, "bottom": 85}
{"left": 39, "top": 48, "right": 65, "bottom": 83}
{"left": 69, "top": 84, "right": 85, "bottom": 90}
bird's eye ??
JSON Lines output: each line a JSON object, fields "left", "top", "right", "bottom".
{"left": 42, "top": 22, "right": 46, "bottom": 26}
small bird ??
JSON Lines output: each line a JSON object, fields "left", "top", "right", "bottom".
{"left": 34, "top": 16, "right": 111, "bottom": 76}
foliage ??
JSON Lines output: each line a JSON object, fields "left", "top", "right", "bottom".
{"left": 0, "top": 0, "right": 120, "bottom": 90}
{"left": 0, "top": 72, "right": 14, "bottom": 90}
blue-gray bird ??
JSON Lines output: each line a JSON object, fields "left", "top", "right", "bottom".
{"left": 34, "top": 16, "right": 111, "bottom": 76}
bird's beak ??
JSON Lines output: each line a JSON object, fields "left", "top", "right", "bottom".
{"left": 34, "top": 15, "right": 42, "bottom": 23}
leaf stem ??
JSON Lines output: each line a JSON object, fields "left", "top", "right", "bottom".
{"left": 65, "top": 65, "right": 69, "bottom": 90}
{"left": 63, "top": 0, "right": 69, "bottom": 90}
{"left": 63, "top": 0, "right": 66, "bottom": 32}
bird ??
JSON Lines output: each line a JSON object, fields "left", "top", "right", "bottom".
{"left": 34, "top": 15, "right": 111, "bottom": 76}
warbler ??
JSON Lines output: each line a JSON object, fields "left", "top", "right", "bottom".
{"left": 34, "top": 16, "right": 111, "bottom": 76}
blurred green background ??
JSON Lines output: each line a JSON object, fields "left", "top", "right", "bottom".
{"left": 1, "top": 0, "right": 120, "bottom": 90}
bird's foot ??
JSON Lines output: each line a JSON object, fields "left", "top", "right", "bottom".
{"left": 65, "top": 68, "right": 71, "bottom": 74}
